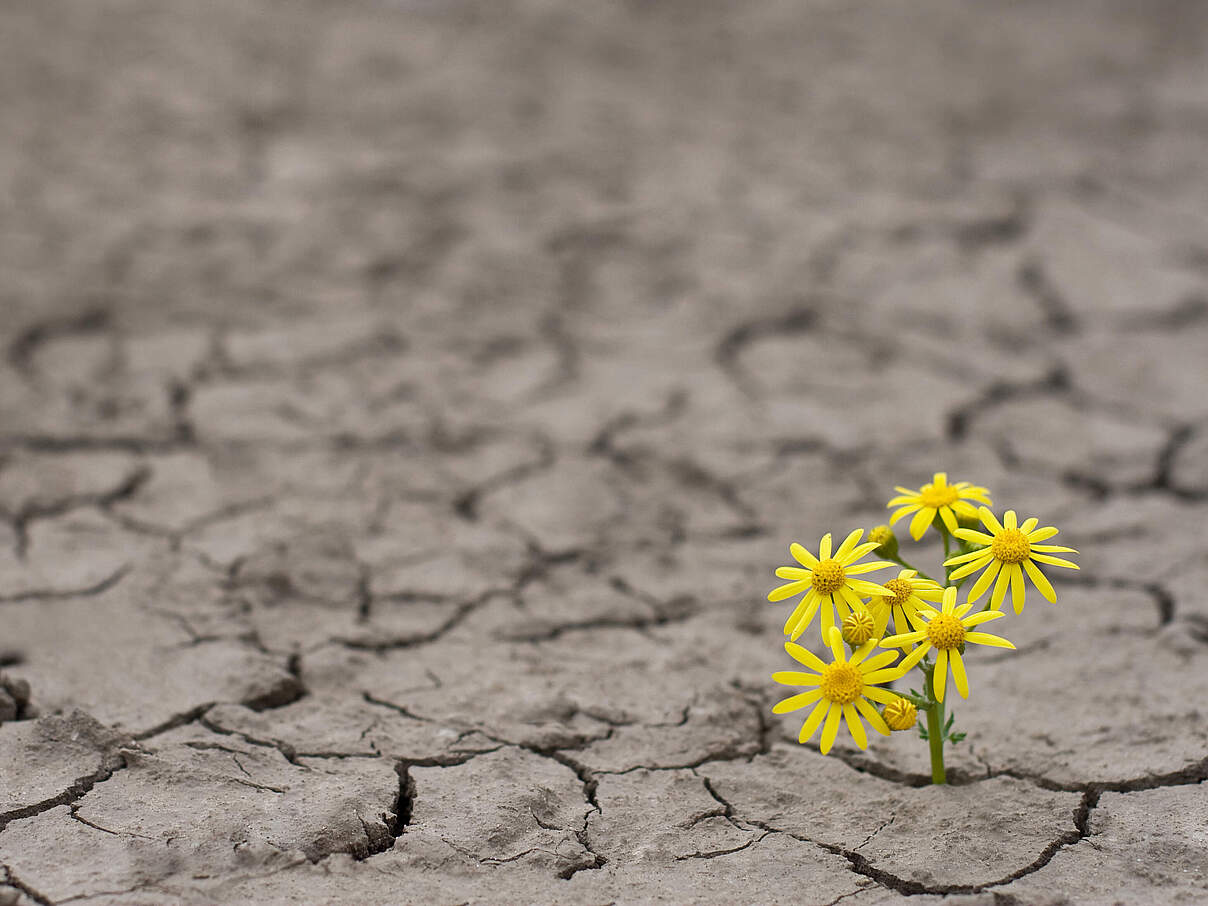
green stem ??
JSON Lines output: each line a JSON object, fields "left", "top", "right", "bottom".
{"left": 941, "top": 529, "right": 951, "bottom": 581}
{"left": 923, "top": 664, "right": 947, "bottom": 784}
{"left": 887, "top": 554, "right": 936, "bottom": 584}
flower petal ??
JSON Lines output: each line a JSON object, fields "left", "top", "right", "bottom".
{"left": 889, "top": 505, "right": 918, "bottom": 526}
{"left": 769, "top": 579, "right": 810, "bottom": 603}
{"left": 898, "top": 642, "right": 932, "bottom": 671}
{"left": 953, "top": 528, "right": 994, "bottom": 545}
{"left": 1010, "top": 563, "right": 1026, "bottom": 614}
{"left": 834, "top": 528, "right": 864, "bottom": 562}
{"left": 962, "top": 610, "right": 1005, "bottom": 627}
{"left": 858, "top": 650, "right": 899, "bottom": 673}
{"left": 949, "top": 554, "right": 994, "bottom": 583}
{"left": 1030, "top": 553, "right": 1079, "bottom": 570}
{"left": 933, "top": 649, "right": 949, "bottom": 702}
{"left": 978, "top": 507, "right": 1003, "bottom": 533}
{"left": 1023, "top": 559, "right": 1057, "bottom": 603}
{"left": 1027, "top": 527, "right": 1059, "bottom": 542}
{"left": 1020, "top": 517, "right": 1039, "bottom": 533}
{"left": 850, "top": 579, "right": 893, "bottom": 596}
{"left": 775, "top": 566, "right": 809, "bottom": 580}
{"left": 820, "top": 702, "right": 842, "bottom": 754}
{"left": 861, "top": 685, "right": 899, "bottom": 705}
{"left": 773, "top": 689, "right": 824, "bottom": 713}
{"left": 909, "top": 506, "right": 936, "bottom": 540}
{"left": 790, "top": 542, "right": 820, "bottom": 568}
{"left": 772, "top": 671, "right": 822, "bottom": 687}
{"left": 939, "top": 506, "right": 959, "bottom": 535}
{"left": 965, "top": 631, "right": 1015, "bottom": 649}
{"left": 990, "top": 565, "right": 1012, "bottom": 611}
{"left": 820, "top": 596, "right": 837, "bottom": 644}
{"left": 880, "top": 630, "right": 927, "bottom": 648}
{"left": 843, "top": 702, "right": 868, "bottom": 750}
{"left": 950, "top": 649, "right": 970, "bottom": 699}
{"left": 785, "top": 593, "right": 820, "bottom": 639}
{"left": 785, "top": 642, "right": 828, "bottom": 671}
{"left": 945, "top": 548, "right": 988, "bottom": 566}
{"left": 856, "top": 697, "right": 891, "bottom": 736}
{"left": 819, "top": 533, "right": 833, "bottom": 560}
{"left": 798, "top": 699, "right": 829, "bottom": 743}
{"left": 827, "top": 625, "right": 846, "bottom": 661}
{"left": 964, "top": 559, "right": 1001, "bottom": 602}
{"left": 862, "top": 668, "right": 904, "bottom": 684}
{"left": 848, "top": 636, "right": 878, "bottom": 666}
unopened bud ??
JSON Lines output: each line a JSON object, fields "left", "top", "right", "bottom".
{"left": 868, "top": 524, "right": 898, "bottom": 559}
{"left": 883, "top": 697, "right": 918, "bottom": 731}
{"left": 841, "top": 609, "right": 877, "bottom": 646}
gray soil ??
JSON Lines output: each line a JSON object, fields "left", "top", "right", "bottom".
{"left": 2, "top": 1, "right": 1208, "bottom": 903}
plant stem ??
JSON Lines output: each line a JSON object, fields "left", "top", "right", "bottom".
{"left": 887, "top": 554, "right": 936, "bottom": 583}
{"left": 923, "top": 663, "right": 947, "bottom": 784}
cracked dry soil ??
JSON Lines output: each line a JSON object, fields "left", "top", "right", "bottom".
{"left": 2, "top": 1, "right": 1208, "bottom": 904}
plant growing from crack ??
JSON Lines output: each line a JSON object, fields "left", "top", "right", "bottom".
{"left": 767, "top": 472, "right": 1079, "bottom": 784}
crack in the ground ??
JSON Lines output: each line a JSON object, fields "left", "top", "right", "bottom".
{"left": 68, "top": 804, "right": 159, "bottom": 841}
{"left": 674, "top": 832, "right": 768, "bottom": 861}
{"left": 452, "top": 432, "right": 556, "bottom": 522}
{"left": 714, "top": 306, "right": 819, "bottom": 397}
{"left": 945, "top": 365, "right": 1069, "bottom": 442}
{"left": 1017, "top": 259, "right": 1079, "bottom": 335}
{"left": 8, "top": 309, "right": 113, "bottom": 377}
{"left": 1, "top": 864, "right": 54, "bottom": 906}
{"left": 2, "top": 465, "right": 151, "bottom": 559}
{"left": 0, "top": 749, "right": 133, "bottom": 834}
{"left": 742, "top": 786, "right": 1096, "bottom": 897}
{"left": 0, "top": 565, "right": 131, "bottom": 604}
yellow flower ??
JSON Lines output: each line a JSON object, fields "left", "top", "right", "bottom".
{"left": 768, "top": 530, "right": 895, "bottom": 642}
{"left": 866, "top": 568, "right": 943, "bottom": 638}
{"left": 772, "top": 627, "right": 903, "bottom": 753}
{"left": 882, "top": 698, "right": 918, "bottom": 731}
{"left": 880, "top": 587, "right": 1015, "bottom": 702}
{"left": 887, "top": 472, "right": 992, "bottom": 540}
{"left": 944, "top": 507, "right": 1080, "bottom": 613}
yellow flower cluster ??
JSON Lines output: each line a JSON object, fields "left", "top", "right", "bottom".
{"left": 767, "top": 472, "right": 1079, "bottom": 758}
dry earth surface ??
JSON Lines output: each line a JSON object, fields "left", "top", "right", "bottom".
{"left": 2, "top": 1, "right": 1208, "bottom": 903}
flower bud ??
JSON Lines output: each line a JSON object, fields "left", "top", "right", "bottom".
{"left": 868, "top": 524, "right": 898, "bottom": 559}
{"left": 883, "top": 697, "right": 918, "bottom": 731}
{"left": 841, "top": 609, "right": 876, "bottom": 646}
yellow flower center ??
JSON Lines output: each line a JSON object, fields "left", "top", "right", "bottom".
{"left": 926, "top": 613, "right": 966, "bottom": 650}
{"left": 883, "top": 698, "right": 918, "bottom": 731}
{"left": 819, "top": 662, "right": 863, "bottom": 705}
{"left": 918, "top": 484, "right": 960, "bottom": 508}
{"left": 868, "top": 525, "right": 891, "bottom": 544}
{"left": 811, "top": 559, "right": 846, "bottom": 595}
{"left": 882, "top": 578, "right": 914, "bottom": 607}
{"left": 841, "top": 610, "right": 876, "bottom": 646}
{"left": 991, "top": 528, "right": 1031, "bottom": 564}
